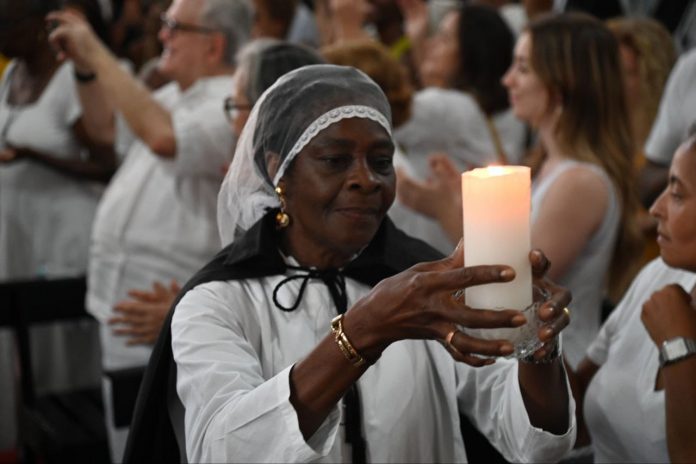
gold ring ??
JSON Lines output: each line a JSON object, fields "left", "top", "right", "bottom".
{"left": 444, "top": 330, "right": 464, "bottom": 356}
{"left": 563, "top": 307, "right": 571, "bottom": 318}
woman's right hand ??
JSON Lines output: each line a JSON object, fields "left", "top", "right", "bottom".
{"left": 47, "top": 9, "right": 105, "bottom": 72}
{"left": 397, "top": 0, "right": 429, "bottom": 44}
{"left": 345, "top": 241, "right": 528, "bottom": 366}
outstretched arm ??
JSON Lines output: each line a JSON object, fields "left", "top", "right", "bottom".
{"left": 48, "top": 10, "right": 176, "bottom": 157}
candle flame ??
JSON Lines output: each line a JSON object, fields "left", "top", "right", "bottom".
{"left": 487, "top": 165, "right": 508, "bottom": 176}
{"left": 465, "top": 165, "right": 524, "bottom": 178}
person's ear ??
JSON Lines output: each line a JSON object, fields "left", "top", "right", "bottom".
{"left": 208, "top": 32, "right": 226, "bottom": 65}
{"left": 265, "top": 151, "right": 281, "bottom": 180}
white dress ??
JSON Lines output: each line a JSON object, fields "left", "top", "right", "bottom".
{"left": 394, "top": 88, "right": 526, "bottom": 254}
{"left": 0, "top": 61, "right": 100, "bottom": 279}
{"left": 584, "top": 258, "right": 696, "bottom": 462}
{"left": 172, "top": 256, "right": 576, "bottom": 463}
{"left": 531, "top": 160, "right": 620, "bottom": 369}
{"left": 0, "top": 61, "right": 102, "bottom": 449}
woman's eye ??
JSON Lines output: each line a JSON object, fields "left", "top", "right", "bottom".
{"left": 669, "top": 189, "right": 683, "bottom": 201}
{"left": 371, "top": 156, "right": 393, "bottom": 173}
{"left": 321, "top": 155, "right": 350, "bottom": 168}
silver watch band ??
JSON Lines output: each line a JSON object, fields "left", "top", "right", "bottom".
{"left": 659, "top": 337, "right": 696, "bottom": 368}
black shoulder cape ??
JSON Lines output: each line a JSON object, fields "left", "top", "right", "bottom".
{"left": 123, "top": 211, "right": 442, "bottom": 463}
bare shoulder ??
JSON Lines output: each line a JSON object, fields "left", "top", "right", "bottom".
{"left": 545, "top": 164, "right": 611, "bottom": 210}
{"left": 536, "top": 163, "right": 611, "bottom": 237}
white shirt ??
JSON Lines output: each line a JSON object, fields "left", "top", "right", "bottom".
{"left": 172, "top": 263, "right": 576, "bottom": 463}
{"left": 584, "top": 258, "right": 696, "bottom": 463}
{"left": 531, "top": 160, "right": 620, "bottom": 369}
{"left": 645, "top": 49, "right": 696, "bottom": 165}
{"left": 0, "top": 61, "right": 101, "bottom": 280}
{"left": 87, "top": 76, "right": 235, "bottom": 369}
{"left": 394, "top": 88, "right": 526, "bottom": 254}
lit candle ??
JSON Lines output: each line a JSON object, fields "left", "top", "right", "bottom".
{"left": 462, "top": 166, "right": 532, "bottom": 310}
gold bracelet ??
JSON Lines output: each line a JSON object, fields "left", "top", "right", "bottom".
{"left": 330, "top": 314, "right": 366, "bottom": 367}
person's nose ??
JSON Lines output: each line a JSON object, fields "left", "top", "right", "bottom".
{"left": 501, "top": 66, "right": 514, "bottom": 88}
{"left": 649, "top": 188, "right": 667, "bottom": 220}
{"left": 348, "top": 158, "right": 380, "bottom": 192}
{"left": 158, "top": 24, "right": 171, "bottom": 43}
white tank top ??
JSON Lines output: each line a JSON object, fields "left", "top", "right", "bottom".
{"left": 531, "top": 159, "right": 620, "bottom": 368}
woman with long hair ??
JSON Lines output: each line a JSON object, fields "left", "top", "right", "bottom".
{"left": 503, "top": 13, "right": 643, "bottom": 368}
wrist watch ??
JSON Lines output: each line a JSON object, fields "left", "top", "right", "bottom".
{"left": 658, "top": 337, "right": 696, "bottom": 368}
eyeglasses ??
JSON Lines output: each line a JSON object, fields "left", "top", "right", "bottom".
{"left": 223, "top": 96, "right": 252, "bottom": 121}
{"left": 159, "top": 14, "right": 217, "bottom": 35}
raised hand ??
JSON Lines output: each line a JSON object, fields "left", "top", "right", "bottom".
{"left": 397, "top": 0, "right": 429, "bottom": 42}
{"left": 46, "top": 9, "right": 106, "bottom": 73}
{"left": 642, "top": 284, "right": 696, "bottom": 346}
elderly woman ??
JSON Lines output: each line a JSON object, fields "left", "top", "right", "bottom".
{"left": 126, "top": 65, "right": 575, "bottom": 463}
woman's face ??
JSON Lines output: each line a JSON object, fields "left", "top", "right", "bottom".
{"left": 502, "top": 33, "right": 552, "bottom": 128}
{"left": 422, "top": 11, "right": 459, "bottom": 88}
{"left": 650, "top": 141, "right": 696, "bottom": 272}
{"left": 280, "top": 117, "right": 396, "bottom": 266}
{"left": 0, "top": 4, "right": 42, "bottom": 58}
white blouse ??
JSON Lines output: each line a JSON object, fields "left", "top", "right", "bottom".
{"left": 172, "top": 261, "right": 576, "bottom": 463}
{"left": 0, "top": 61, "right": 100, "bottom": 280}
{"left": 584, "top": 258, "right": 696, "bottom": 463}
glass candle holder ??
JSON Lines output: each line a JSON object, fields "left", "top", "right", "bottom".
{"left": 460, "top": 285, "right": 549, "bottom": 359}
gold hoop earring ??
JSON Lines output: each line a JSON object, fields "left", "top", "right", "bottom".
{"left": 275, "top": 185, "right": 290, "bottom": 228}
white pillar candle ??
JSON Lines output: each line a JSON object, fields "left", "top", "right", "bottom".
{"left": 462, "top": 166, "right": 532, "bottom": 311}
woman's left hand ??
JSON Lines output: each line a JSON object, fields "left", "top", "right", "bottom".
{"left": 526, "top": 249, "right": 572, "bottom": 360}
{"left": 641, "top": 284, "right": 696, "bottom": 346}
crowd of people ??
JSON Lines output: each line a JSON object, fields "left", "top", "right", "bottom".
{"left": 1, "top": 0, "right": 695, "bottom": 463}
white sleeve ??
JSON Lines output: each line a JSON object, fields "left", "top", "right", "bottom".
{"left": 644, "top": 50, "right": 696, "bottom": 165}
{"left": 171, "top": 282, "right": 341, "bottom": 463}
{"left": 171, "top": 96, "right": 234, "bottom": 179}
{"left": 586, "top": 259, "right": 663, "bottom": 365}
{"left": 456, "top": 359, "right": 576, "bottom": 463}
{"left": 396, "top": 88, "right": 497, "bottom": 172}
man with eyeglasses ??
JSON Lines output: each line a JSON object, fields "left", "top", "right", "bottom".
{"left": 47, "top": 0, "right": 253, "bottom": 460}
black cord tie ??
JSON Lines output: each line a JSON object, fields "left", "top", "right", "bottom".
{"left": 271, "top": 264, "right": 366, "bottom": 463}
{"left": 272, "top": 266, "right": 348, "bottom": 314}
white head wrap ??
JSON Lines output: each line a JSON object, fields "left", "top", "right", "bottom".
{"left": 217, "top": 64, "right": 393, "bottom": 246}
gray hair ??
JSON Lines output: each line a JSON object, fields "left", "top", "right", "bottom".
{"left": 236, "top": 39, "right": 324, "bottom": 104}
{"left": 199, "top": 0, "right": 254, "bottom": 66}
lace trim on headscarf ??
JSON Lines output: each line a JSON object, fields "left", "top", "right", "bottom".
{"left": 272, "top": 104, "right": 392, "bottom": 186}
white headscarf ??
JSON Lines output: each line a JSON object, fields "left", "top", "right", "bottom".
{"left": 217, "top": 64, "right": 393, "bottom": 246}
